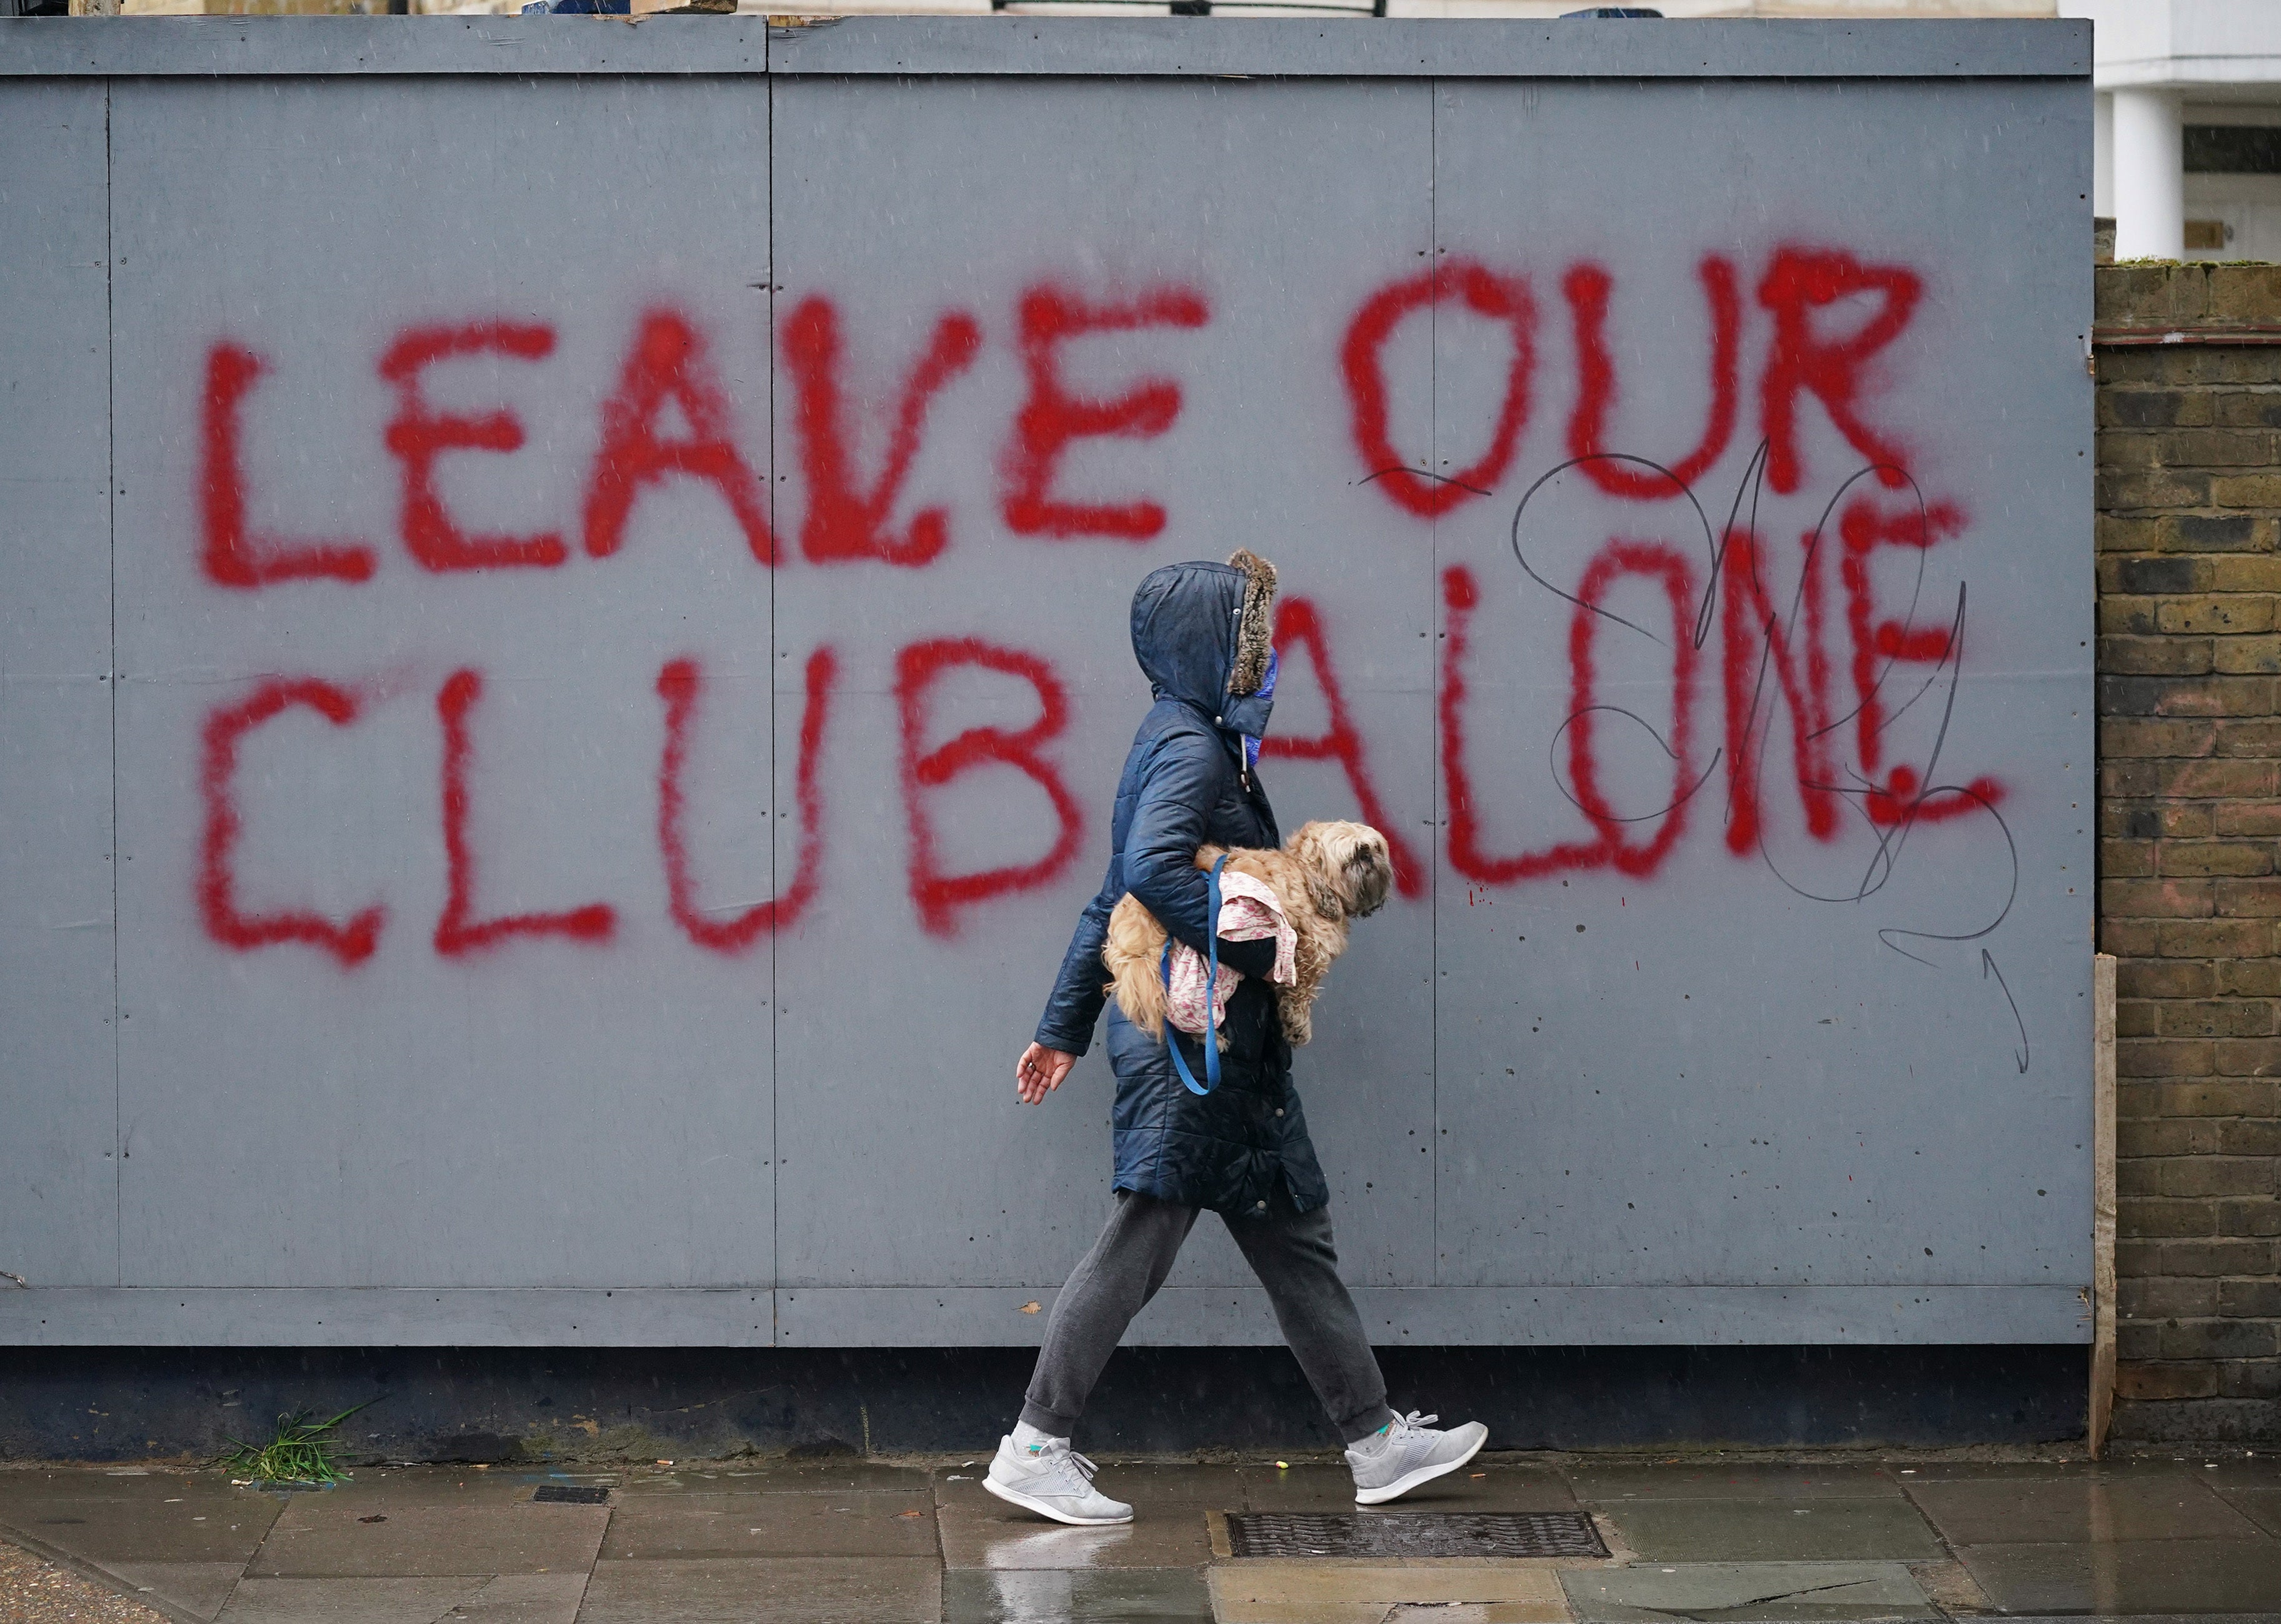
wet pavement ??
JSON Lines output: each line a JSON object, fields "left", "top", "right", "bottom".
{"left": 1, "top": 1452, "right": 2277, "bottom": 1623}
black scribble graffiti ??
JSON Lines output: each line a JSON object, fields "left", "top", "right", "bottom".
{"left": 1982, "top": 949, "right": 2032, "bottom": 1074}
{"left": 1505, "top": 439, "right": 2029, "bottom": 1074}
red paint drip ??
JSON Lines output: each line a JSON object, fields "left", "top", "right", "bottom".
{"left": 999, "top": 283, "right": 1209, "bottom": 541}
{"left": 201, "top": 343, "right": 376, "bottom": 587}
{"left": 783, "top": 296, "right": 982, "bottom": 567}
{"left": 1342, "top": 261, "right": 1535, "bottom": 519}
{"left": 1257, "top": 597, "right": 1425, "bottom": 900}
{"left": 379, "top": 321, "right": 566, "bottom": 572}
{"left": 896, "top": 639, "right": 1083, "bottom": 936}
{"left": 432, "top": 668, "right": 616, "bottom": 956}
{"left": 656, "top": 649, "right": 836, "bottom": 953}
{"left": 198, "top": 678, "right": 384, "bottom": 965}
{"left": 1758, "top": 247, "right": 1922, "bottom": 496}
{"left": 1563, "top": 256, "right": 1740, "bottom": 500}
{"left": 582, "top": 309, "right": 774, "bottom": 565}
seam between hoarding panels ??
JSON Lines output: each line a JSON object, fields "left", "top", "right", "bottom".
{"left": 1427, "top": 76, "right": 1439, "bottom": 1293}
{"left": 766, "top": 64, "right": 781, "bottom": 1350}
{"left": 106, "top": 78, "right": 122, "bottom": 1290}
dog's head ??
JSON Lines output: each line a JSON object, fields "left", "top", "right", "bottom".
{"left": 1289, "top": 820, "right": 1394, "bottom": 920}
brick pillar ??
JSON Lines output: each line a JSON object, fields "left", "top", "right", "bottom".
{"left": 2096, "top": 263, "right": 2281, "bottom": 1442}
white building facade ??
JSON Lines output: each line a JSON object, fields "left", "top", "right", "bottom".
{"left": 2072, "top": 0, "right": 2281, "bottom": 262}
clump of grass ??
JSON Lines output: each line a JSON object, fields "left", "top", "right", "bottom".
{"left": 216, "top": 1402, "right": 371, "bottom": 1485}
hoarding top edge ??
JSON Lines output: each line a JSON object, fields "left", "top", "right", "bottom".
{"left": 0, "top": 15, "right": 2090, "bottom": 81}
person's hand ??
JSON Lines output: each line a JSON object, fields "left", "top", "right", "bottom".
{"left": 1016, "top": 1042, "right": 1076, "bottom": 1105}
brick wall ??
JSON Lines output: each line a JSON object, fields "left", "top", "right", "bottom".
{"left": 2096, "top": 263, "right": 2281, "bottom": 1444}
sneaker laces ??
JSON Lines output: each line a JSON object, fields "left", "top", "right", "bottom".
{"left": 1389, "top": 1410, "right": 1438, "bottom": 1440}
{"left": 1033, "top": 1440, "right": 1102, "bottom": 1495}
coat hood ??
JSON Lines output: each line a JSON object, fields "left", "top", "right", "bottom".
{"left": 1129, "top": 549, "right": 1279, "bottom": 740}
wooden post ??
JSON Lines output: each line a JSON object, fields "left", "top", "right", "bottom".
{"left": 2089, "top": 951, "right": 2117, "bottom": 1459}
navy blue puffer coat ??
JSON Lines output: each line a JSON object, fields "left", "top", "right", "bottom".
{"left": 1033, "top": 552, "right": 1332, "bottom": 1218}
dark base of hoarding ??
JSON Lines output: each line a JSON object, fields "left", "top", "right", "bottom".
{"left": 0, "top": 1345, "right": 2085, "bottom": 1463}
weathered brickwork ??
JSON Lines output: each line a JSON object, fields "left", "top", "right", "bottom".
{"left": 2097, "top": 264, "right": 2281, "bottom": 1443}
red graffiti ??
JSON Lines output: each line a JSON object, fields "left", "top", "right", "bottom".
{"left": 379, "top": 321, "right": 565, "bottom": 572}
{"left": 999, "top": 284, "right": 1209, "bottom": 541}
{"left": 201, "top": 343, "right": 377, "bottom": 588}
{"left": 782, "top": 297, "right": 982, "bottom": 567}
{"left": 1259, "top": 597, "right": 1425, "bottom": 900}
{"left": 433, "top": 669, "right": 616, "bottom": 955}
{"left": 199, "top": 679, "right": 384, "bottom": 966}
{"left": 1342, "top": 261, "right": 1535, "bottom": 519}
{"left": 656, "top": 649, "right": 837, "bottom": 952}
{"left": 1837, "top": 495, "right": 2001, "bottom": 827}
{"left": 1720, "top": 527, "right": 1839, "bottom": 854}
{"left": 1759, "top": 249, "right": 1922, "bottom": 496}
{"left": 1442, "top": 552, "right": 1699, "bottom": 884}
{"left": 582, "top": 309, "right": 775, "bottom": 565}
{"left": 897, "top": 639, "right": 1082, "bottom": 935}
{"left": 1564, "top": 257, "right": 1742, "bottom": 499}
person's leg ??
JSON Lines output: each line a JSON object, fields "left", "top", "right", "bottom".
{"left": 1019, "top": 1189, "right": 1200, "bottom": 1437}
{"left": 1227, "top": 1191, "right": 1488, "bottom": 1504}
{"left": 988, "top": 1191, "right": 1199, "bottom": 1526}
{"left": 1221, "top": 1192, "right": 1390, "bottom": 1445}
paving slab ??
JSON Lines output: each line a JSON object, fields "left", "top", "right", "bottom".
{"left": 247, "top": 1498, "right": 607, "bottom": 1578}
{"left": 1599, "top": 1498, "right": 1945, "bottom": 1563}
{"left": 316, "top": 1470, "right": 582, "bottom": 1508}
{"left": 2215, "top": 1485, "right": 2281, "bottom": 1537}
{"left": 2191, "top": 1457, "right": 2281, "bottom": 1490}
{"left": 1886, "top": 1458, "right": 2191, "bottom": 1483}
{"left": 941, "top": 1564, "right": 1212, "bottom": 1622}
{"left": 599, "top": 1488, "right": 936, "bottom": 1559}
{"left": 443, "top": 1571, "right": 589, "bottom": 1622}
{"left": 1954, "top": 1538, "right": 2281, "bottom": 1615}
{"left": 935, "top": 1475, "right": 1215, "bottom": 1570}
{"left": 1559, "top": 1561, "right": 1937, "bottom": 1622}
{"left": 214, "top": 1575, "right": 487, "bottom": 1622}
{"left": 0, "top": 1475, "right": 282, "bottom": 1567}
{"left": 1567, "top": 1465, "right": 1905, "bottom": 1503}
{"left": 107, "top": 1560, "right": 249, "bottom": 1622}
{"left": 1207, "top": 1561, "right": 1570, "bottom": 1624}
{"left": 1904, "top": 1472, "right": 2262, "bottom": 1545}
{"left": 617, "top": 1462, "right": 932, "bottom": 1496}
{"left": 577, "top": 1555, "right": 942, "bottom": 1623}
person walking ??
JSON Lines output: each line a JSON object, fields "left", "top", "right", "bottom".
{"left": 986, "top": 549, "right": 1485, "bottom": 1527}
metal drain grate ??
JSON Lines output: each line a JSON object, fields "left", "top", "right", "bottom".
{"left": 531, "top": 1484, "right": 610, "bottom": 1505}
{"left": 1224, "top": 1510, "right": 1606, "bottom": 1560}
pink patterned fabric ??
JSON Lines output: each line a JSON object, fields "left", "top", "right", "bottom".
{"left": 1164, "top": 871, "right": 1296, "bottom": 1042}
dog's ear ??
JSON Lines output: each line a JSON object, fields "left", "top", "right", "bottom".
{"left": 1289, "top": 822, "right": 1345, "bottom": 920}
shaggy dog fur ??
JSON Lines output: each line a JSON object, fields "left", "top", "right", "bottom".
{"left": 1103, "top": 820, "right": 1393, "bottom": 1049}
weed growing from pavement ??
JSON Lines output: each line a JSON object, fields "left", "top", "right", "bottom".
{"left": 216, "top": 1403, "right": 371, "bottom": 1486}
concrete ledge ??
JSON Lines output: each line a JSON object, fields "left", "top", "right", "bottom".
{"left": 0, "top": 16, "right": 2089, "bottom": 80}
{"left": 0, "top": 1285, "right": 2091, "bottom": 1347}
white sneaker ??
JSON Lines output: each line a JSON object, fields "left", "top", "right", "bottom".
{"left": 982, "top": 1433, "right": 1134, "bottom": 1526}
{"left": 1345, "top": 1410, "right": 1489, "bottom": 1505}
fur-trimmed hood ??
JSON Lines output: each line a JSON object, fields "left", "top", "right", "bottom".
{"left": 1129, "top": 550, "right": 1279, "bottom": 740}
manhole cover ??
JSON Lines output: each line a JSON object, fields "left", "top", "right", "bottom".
{"left": 1224, "top": 1510, "right": 1606, "bottom": 1559}
{"left": 531, "top": 1484, "right": 609, "bottom": 1505}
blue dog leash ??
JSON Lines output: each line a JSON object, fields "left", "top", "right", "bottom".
{"left": 1159, "top": 854, "right": 1231, "bottom": 1097}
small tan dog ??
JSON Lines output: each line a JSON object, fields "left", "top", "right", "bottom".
{"left": 1104, "top": 820, "right": 1393, "bottom": 1049}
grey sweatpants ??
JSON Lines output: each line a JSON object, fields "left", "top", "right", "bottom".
{"left": 1019, "top": 1188, "right": 1392, "bottom": 1446}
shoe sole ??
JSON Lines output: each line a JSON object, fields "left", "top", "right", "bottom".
{"left": 982, "top": 1472, "right": 1134, "bottom": 1527}
{"left": 1352, "top": 1428, "right": 1488, "bottom": 1506}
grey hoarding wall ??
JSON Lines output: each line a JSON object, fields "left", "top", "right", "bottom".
{"left": 0, "top": 19, "right": 2094, "bottom": 1349}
